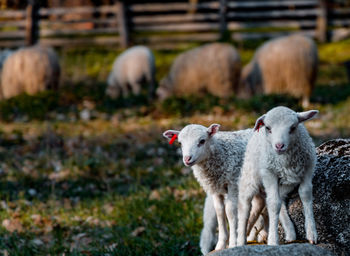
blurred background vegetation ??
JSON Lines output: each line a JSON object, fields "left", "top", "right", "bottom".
{"left": 0, "top": 36, "right": 349, "bottom": 255}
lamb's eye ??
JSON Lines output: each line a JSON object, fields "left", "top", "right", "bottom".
{"left": 265, "top": 126, "right": 271, "bottom": 133}
{"left": 289, "top": 126, "right": 296, "bottom": 133}
{"left": 198, "top": 139, "right": 206, "bottom": 146}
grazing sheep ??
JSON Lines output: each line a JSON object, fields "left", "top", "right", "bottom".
{"left": 106, "top": 45, "right": 155, "bottom": 98}
{"left": 0, "top": 45, "right": 60, "bottom": 99}
{"left": 163, "top": 124, "right": 253, "bottom": 254}
{"left": 239, "top": 35, "right": 318, "bottom": 107}
{"left": 157, "top": 43, "right": 241, "bottom": 100}
{"left": 237, "top": 106, "right": 318, "bottom": 246}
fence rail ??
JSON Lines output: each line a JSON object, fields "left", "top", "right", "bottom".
{"left": 0, "top": 0, "right": 349, "bottom": 49}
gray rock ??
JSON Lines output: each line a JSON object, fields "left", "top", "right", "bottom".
{"left": 285, "top": 139, "right": 350, "bottom": 256}
{"left": 208, "top": 244, "right": 335, "bottom": 256}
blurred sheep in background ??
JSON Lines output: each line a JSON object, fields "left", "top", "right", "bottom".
{"left": 0, "top": 45, "right": 60, "bottom": 99}
{"left": 240, "top": 35, "right": 318, "bottom": 108}
{"left": 156, "top": 43, "right": 241, "bottom": 100}
{"left": 106, "top": 45, "right": 155, "bottom": 99}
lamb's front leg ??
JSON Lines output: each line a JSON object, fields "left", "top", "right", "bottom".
{"left": 212, "top": 194, "right": 228, "bottom": 250}
{"left": 262, "top": 171, "right": 281, "bottom": 245}
{"left": 279, "top": 201, "right": 296, "bottom": 242}
{"left": 279, "top": 185, "right": 296, "bottom": 242}
{"left": 298, "top": 173, "right": 317, "bottom": 244}
{"left": 225, "top": 185, "right": 238, "bottom": 248}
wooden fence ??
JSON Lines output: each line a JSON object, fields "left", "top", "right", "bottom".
{"left": 0, "top": 0, "right": 349, "bottom": 49}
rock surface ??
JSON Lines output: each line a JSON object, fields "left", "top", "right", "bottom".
{"left": 286, "top": 139, "right": 350, "bottom": 256}
{"left": 208, "top": 244, "right": 335, "bottom": 256}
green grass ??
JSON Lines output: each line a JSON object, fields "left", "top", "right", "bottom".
{"left": 0, "top": 39, "right": 349, "bottom": 255}
{"left": 318, "top": 39, "right": 350, "bottom": 64}
{"left": 0, "top": 122, "right": 203, "bottom": 255}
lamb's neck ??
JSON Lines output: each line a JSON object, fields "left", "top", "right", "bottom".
{"left": 192, "top": 143, "right": 218, "bottom": 173}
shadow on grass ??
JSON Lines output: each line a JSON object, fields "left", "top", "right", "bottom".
{"left": 159, "top": 93, "right": 302, "bottom": 117}
{"left": 0, "top": 81, "right": 349, "bottom": 122}
{"left": 0, "top": 82, "right": 151, "bottom": 122}
{"left": 311, "top": 83, "right": 350, "bottom": 104}
{"left": 0, "top": 228, "right": 200, "bottom": 256}
{"left": 0, "top": 130, "right": 182, "bottom": 202}
{"left": 0, "top": 219, "right": 201, "bottom": 256}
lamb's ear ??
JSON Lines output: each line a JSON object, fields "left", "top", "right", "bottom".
{"left": 207, "top": 124, "right": 220, "bottom": 137}
{"left": 163, "top": 130, "right": 179, "bottom": 140}
{"left": 297, "top": 110, "right": 319, "bottom": 123}
{"left": 254, "top": 114, "right": 266, "bottom": 131}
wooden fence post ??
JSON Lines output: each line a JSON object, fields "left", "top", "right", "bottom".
{"left": 219, "top": 0, "right": 228, "bottom": 40}
{"left": 117, "top": 0, "right": 130, "bottom": 48}
{"left": 316, "top": 0, "right": 328, "bottom": 42}
{"left": 26, "top": 0, "right": 39, "bottom": 46}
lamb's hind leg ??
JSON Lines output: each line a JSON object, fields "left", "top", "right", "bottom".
{"left": 212, "top": 194, "right": 228, "bottom": 250}
{"left": 246, "top": 194, "right": 265, "bottom": 242}
{"left": 246, "top": 194, "right": 265, "bottom": 237}
{"left": 237, "top": 186, "right": 256, "bottom": 246}
{"left": 257, "top": 208, "right": 268, "bottom": 243}
{"left": 200, "top": 194, "right": 217, "bottom": 255}
{"left": 252, "top": 201, "right": 296, "bottom": 244}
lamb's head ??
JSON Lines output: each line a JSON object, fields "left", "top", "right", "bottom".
{"left": 254, "top": 106, "right": 318, "bottom": 154}
{"left": 163, "top": 124, "right": 220, "bottom": 166}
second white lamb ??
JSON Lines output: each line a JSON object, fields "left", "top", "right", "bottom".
{"left": 237, "top": 106, "right": 318, "bottom": 246}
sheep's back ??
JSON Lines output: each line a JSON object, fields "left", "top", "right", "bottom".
{"left": 256, "top": 35, "right": 318, "bottom": 98}
{"left": 111, "top": 46, "right": 154, "bottom": 86}
{"left": 1, "top": 45, "right": 60, "bottom": 99}
{"left": 170, "top": 43, "right": 241, "bottom": 98}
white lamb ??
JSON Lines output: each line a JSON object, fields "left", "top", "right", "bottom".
{"left": 163, "top": 124, "right": 254, "bottom": 254}
{"left": 106, "top": 45, "right": 155, "bottom": 98}
{"left": 237, "top": 106, "right": 318, "bottom": 246}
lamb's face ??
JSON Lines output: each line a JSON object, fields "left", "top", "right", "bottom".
{"left": 178, "top": 125, "right": 211, "bottom": 166}
{"left": 263, "top": 111, "right": 299, "bottom": 155}
{"left": 254, "top": 107, "right": 318, "bottom": 155}
{"left": 163, "top": 124, "right": 220, "bottom": 167}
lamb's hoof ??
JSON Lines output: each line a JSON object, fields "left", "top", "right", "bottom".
{"left": 285, "top": 238, "right": 296, "bottom": 243}
{"left": 228, "top": 243, "right": 236, "bottom": 248}
{"left": 214, "top": 242, "right": 226, "bottom": 251}
{"left": 207, "top": 249, "right": 224, "bottom": 255}
{"left": 308, "top": 239, "right": 317, "bottom": 245}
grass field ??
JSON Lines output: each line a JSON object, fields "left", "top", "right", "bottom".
{"left": 0, "top": 39, "right": 349, "bottom": 256}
